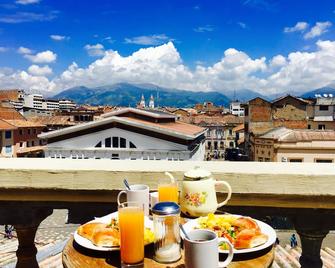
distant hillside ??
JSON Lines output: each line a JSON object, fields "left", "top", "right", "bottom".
{"left": 301, "top": 87, "right": 335, "bottom": 99}
{"left": 223, "top": 89, "right": 270, "bottom": 102}
{"left": 53, "top": 83, "right": 231, "bottom": 107}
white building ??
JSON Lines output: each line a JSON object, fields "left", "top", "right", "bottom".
{"left": 59, "top": 99, "right": 76, "bottom": 110}
{"left": 230, "top": 101, "right": 245, "bottom": 117}
{"left": 42, "top": 99, "right": 60, "bottom": 110}
{"left": 39, "top": 108, "right": 206, "bottom": 161}
{"left": 24, "top": 94, "right": 43, "bottom": 109}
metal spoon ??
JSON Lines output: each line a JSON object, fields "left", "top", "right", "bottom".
{"left": 123, "top": 179, "right": 131, "bottom": 190}
{"left": 179, "top": 224, "right": 191, "bottom": 240}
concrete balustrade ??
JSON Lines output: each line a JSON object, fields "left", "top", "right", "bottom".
{"left": 0, "top": 158, "right": 334, "bottom": 268}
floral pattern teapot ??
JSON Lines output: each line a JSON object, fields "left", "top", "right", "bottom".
{"left": 180, "top": 166, "right": 232, "bottom": 217}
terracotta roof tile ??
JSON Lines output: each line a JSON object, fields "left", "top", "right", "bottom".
{"left": 0, "top": 119, "right": 17, "bottom": 130}
{"left": 29, "top": 116, "right": 76, "bottom": 126}
{"left": 124, "top": 117, "right": 206, "bottom": 136}
{"left": 180, "top": 114, "right": 244, "bottom": 126}
{"left": 0, "top": 106, "right": 25, "bottom": 120}
{"left": 0, "top": 89, "right": 21, "bottom": 101}
{"left": 5, "top": 119, "right": 45, "bottom": 128}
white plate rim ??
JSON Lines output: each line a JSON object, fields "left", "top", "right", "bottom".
{"left": 181, "top": 214, "right": 276, "bottom": 254}
{"left": 73, "top": 211, "right": 153, "bottom": 252}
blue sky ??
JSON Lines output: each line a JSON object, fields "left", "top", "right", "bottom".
{"left": 1, "top": 0, "right": 335, "bottom": 95}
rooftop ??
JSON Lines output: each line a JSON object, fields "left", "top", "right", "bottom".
{"left": 260, "top": 127, "right": 335, "bottom": 142}
{"left": 0, "top": 106, "right": 26, "bottom": 120}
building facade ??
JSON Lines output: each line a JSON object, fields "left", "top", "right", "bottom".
{"left": 230, "top": 101, "right": 245, "bottom": 117}
{"left": 253, "top": 127, "right": 335, "bottom": 163}
{"left": 39, "top": 108, "right": 206, "bottom": 161}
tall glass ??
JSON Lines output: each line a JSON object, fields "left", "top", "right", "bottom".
{"left": 118, "top": 202, "right": 144, "bottom": 267}
{"left": 158, "top": 182, "right": 178, "bottom": 203}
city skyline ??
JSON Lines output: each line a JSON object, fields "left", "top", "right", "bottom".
{"left": 0, "top": 0, "right": 335, "bottom": 95}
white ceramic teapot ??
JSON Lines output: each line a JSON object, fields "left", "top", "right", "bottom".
{"left": 180, "top": 166, "right": 232, "bottom": 217}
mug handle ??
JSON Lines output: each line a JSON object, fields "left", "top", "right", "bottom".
{"left": 117, "top": 190, "right": 127, "bottom": 205}
{"left": 215, "top": 181, "right": 232, "bottom": 208}
{"left": 217, "top": 237, "right": 234, "bottom": 268}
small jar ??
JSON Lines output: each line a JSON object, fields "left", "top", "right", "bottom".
{"left": 152, "top": 202, "right": 181, "bottom": 263}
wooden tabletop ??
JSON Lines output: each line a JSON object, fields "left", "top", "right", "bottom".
{"left": 63, "top": 236, "right": 274, "bottom": 268}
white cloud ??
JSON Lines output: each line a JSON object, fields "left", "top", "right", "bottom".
{"left": 84, "top": 43, "right": 105, "bottom": 57}
{"left": 124, "top": 34, "right": 171, "bottom": 45}
{"left": 304, "top": 21, "right": 332, "bottom": 39}
{"left": 270, "top": 55, "right": 287, "bottom": 68}
{"left": 0, "top": 70, "right": 55, "bottom": 92}
{"left": 102, "top": 36, "right": 115, "bottom": 44}
{"left": 3, "top": 40, "right": 335, "bottom": 95}
{"left": 238, "top": 22, "right": 247, "bottom": 29}
{"left": 16, "top": 0, "right": 40, "bottom": 4}
{"left": 0, "top": 11, "right": 57, "bottom": 23}
{"left": 0, "top": 47, "right": 8, "bottom": 52}
{"left": 24, "top": 50, "right": 57, "bottom": 63}
{"left": 50, "top": 35, "right": 70, "bottom": 41}
{"left": 27, "top": 65, "right": 52, "bottom": 76}
{"left": 193, "top": 25, "right": 215, "bottom": 33}
{"left": 17, "top": 46, "right": 33, "bottom": 54}
{"left": 284, "top": 22, "right": 309, "bottom": 33}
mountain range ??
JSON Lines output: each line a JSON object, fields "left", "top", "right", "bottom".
{"left": 53, "top": 83, "right": 335, "bottom": 107}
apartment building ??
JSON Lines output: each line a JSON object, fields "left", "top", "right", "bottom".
{"left": 24, "top": 94, "right": 43, "bottom": 109}
{"left": 0, "top": 89, "right": 25, "bottom": 109}
{"left": 42, "top": 99, "right": 60, "bottom": 110}
{"left": 230, "top": 101, "right": 245, "bottom": 117}
{"left": 307, "top": 96, "right": 335, "bottom": 130}
{"left": 59, "top": 99, "right": 76, "bottom": 110}
{"left": 0, "top": 119, "right": 16, "bottom": 157}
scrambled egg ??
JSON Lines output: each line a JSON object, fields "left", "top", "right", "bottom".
{"left": 144, "top": 228, "right": 155, "bottom": 244}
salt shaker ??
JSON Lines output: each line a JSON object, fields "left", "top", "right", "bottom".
{"left": 152, "top": 202, "right": 181, "bottom": 263}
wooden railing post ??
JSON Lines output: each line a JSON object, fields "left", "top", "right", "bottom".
{"left": 13, "top": 207, "right": 53, "bottom": 268}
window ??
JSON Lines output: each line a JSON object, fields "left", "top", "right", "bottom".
{"left": 120, "top": 138, "right": 126, "bottom": 148}
{"left": 31, "top": 141, "right": 34, "bottom": 146}
{"left": 315, "top": 159, "right": 333, "bottom": 163}
{"left": 95, "top": 141, "right": 102, "bottom": 148}
{"left": 318, "top": 124, "right": 326, "bottom": 130}
{"left": 264, "top": 158, "right": 270, "bottom": 162}
{"left": 258, "top": 157, "right": 263, "bottom": 162}
{"left": 229, "top": 141, "right": 234, "bottom": 147}
{"left": 319, "top": 105, "right": 329, "bottom": 111}
{"left": 28, "top": 129, "right": 31, "bottom": 135}
{"left": 112, "top": 137, "right": 118, "bottom": 148}
{"left": 207, "top": 141, "right": 211, "bottom": 149}
{"left": 229, "top": 129, "right": 233, "bottom": 135}
{"left": 19, "top": 129, "right": 23, "bottom": 135}
{"left": 111, "top": 153, "right": 119, "bottom": 159}
{"left": 5, "top": 145, "right": 12, "bottom": 154}
{"left": 214, "top": 141, "right": 218, "bottom": 150}
{"left": 5, "top": 131, "right": 11, "bottom": 139}
{"left": 105, "top": 137, "right": 111, "bottom": 148}
{"left": 289, "top": 159, "right": 303, "bottom": 162}
{"left": 307, "top": 124, "right": 311, "bottom": 129}
{"left": 20, "top": 142, "right": 23, "bottom": 147}
{"left": 129, "top": 141, "right": 136, "bottom": 148}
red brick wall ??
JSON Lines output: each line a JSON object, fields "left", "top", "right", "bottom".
{"left": 13, "top": 127, "right": 43, "bottom": 144}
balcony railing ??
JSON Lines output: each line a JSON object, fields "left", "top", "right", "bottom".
{"left": 0, "top": 158, "right": 334, "bottom": 268}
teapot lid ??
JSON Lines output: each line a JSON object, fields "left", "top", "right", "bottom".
{"left": 184, "top": 166, "right": 212, "bottom": 180}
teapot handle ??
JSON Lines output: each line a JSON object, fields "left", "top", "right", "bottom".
{"left": 215, "top": 181, "right": 232, "bottom": 208}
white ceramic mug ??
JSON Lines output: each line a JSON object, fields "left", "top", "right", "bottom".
{"left": 117, "top": 184, "right": 149, "bottom": 215}
{"left": 184, "top": 229, "right": 234, "bottom": 268}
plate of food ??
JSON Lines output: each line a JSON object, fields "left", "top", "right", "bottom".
{"left": 74, "top": 212, "right": 155, "bottom": 251}
{"left": 181, "top": 213, "right": 276, "bottom": 254}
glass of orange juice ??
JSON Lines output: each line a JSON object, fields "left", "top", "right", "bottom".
{"left": 158, "top": 181, "right": 179, "bottom": 203}
{"left": 118, "top": 201, "right": 144, "bottom": 267}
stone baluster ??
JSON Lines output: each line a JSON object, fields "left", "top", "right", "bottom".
{"left": 12, "top": 207, "right": 53, "bottom": 268}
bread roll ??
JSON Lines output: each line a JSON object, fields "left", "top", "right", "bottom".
{"left": 77, "top": 223, "right": 106, "bottom": 241}
{"left": 234, "top": 229, "right": 268, "bottom": 249}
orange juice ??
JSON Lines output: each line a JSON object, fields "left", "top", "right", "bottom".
{"left": 119, "top": 206, "right": 144, "bottom": 264}
{"left": 158, "top": 183, "right": 178, "bottom": 203}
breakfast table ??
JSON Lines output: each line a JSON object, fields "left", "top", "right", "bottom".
{"left": 62, "top": 236, "right": 274, "bottom": 268}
